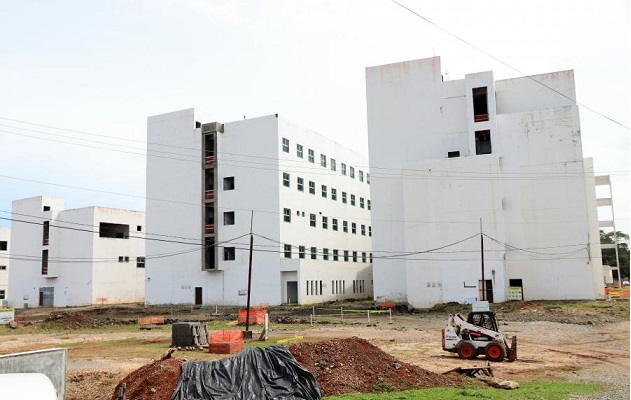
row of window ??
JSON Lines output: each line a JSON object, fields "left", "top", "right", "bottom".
{"left": 305, "top": 280, "right": 347, "bottom": 296}
{"left": 117, "top": 256, "right": 146, "bottom": 268}
{"left": 283, "top": 209, "right": 372, "bottom": 236}
{"left": 282, "top": 173, "right": 371, "bottom": 210}
{"left": 353, "top": 279, "right": 366, "bottom": 294}
{"left": 283, "top": 245, "right": 372, "bottom": 263}
{"left": 281, "top": 138, "right": 370, "bottom": 183}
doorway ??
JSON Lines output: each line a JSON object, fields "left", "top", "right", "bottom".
{"left": 194, "top": 287, "right": 203, "bottom": 305}
{"left": 286, "top": 281, "right": 298, "bottom": 304}
{"left": 478, "top": 279, "right": 494, "bottom": 303}
{"left": 38, "top": 287, "right": 54, "bottom": 307}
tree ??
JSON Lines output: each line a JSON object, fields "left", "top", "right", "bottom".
{"left": 600, "top": 230, "right": 630, "bottom": 280}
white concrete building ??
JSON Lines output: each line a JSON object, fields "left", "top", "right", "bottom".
{"left": 146, "top": 110, "right": 372, "bottom": 306}
{"left": 366, "top": 56, "right": 604, "bottom": 308}
{"left": 0, "top": 228, "right": 9, "bottom": 303}
{"left": 7, "top": 197, "right": 145, "bottom": 308}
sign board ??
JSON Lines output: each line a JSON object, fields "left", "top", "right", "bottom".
{"left": 238, "top": 289, "right": 248, "bottom": 296}
{"left": 472, "top": 301, "right": 490, "bottom": 312}
{"left": 507, "top": 286, "right": 523, "bottom": 301}
{"left": 0, "top": 308, "right": 15, "bottom": 324}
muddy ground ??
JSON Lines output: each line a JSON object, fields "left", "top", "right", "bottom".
{"left": 0, "top": 300, "right": 628, "bottom": 399}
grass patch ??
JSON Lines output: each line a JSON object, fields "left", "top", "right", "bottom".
{"left": 323, "top": 382, "right": 600, "bottom": 400}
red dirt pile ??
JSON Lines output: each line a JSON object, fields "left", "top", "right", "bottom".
{"left": 110, "top": 358, "right": 182, "bottom": 400}
{"left": 288, "top": 337, "right": 466, "bottom": 396}
{"left": 111, "top": 337, "right": 464, "bottom": 399}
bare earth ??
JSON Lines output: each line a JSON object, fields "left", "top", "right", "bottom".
{"left": 0, "top": 301, "right": 628, "bottom": 399}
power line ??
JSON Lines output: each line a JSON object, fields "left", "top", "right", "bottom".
{"left": 389, "top": 0, "right": 629, "bottom": 130}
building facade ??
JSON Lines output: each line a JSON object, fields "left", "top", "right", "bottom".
{"left": 146, "top": 110, "right": 372, "bottom": 306}
{"left": 7, "top": 197, "right": 145, "bottom": 308}
{"left": 0, "top": 228, "right": 9, "bottom": 303}
{"left": 366, "top": 56, "right": 604, "bottom": 308}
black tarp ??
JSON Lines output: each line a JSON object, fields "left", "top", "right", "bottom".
{"left": 170, "top": 345, "right": 321, "bottom": 400}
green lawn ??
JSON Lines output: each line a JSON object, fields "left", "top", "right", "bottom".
{"left": 323, "top": 382, "right": 600, "bottom": 400}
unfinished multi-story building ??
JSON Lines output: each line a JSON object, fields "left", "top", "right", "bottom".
{"left": 366, "top": 56, "right": 604, "bottom": 308}
{"left": 145, "top": 110, "right": 372, "bottom": 306}
{"left": 0, "top": 227, "right": 9, "bottom": 303}
{"left": 7, "top": 196, "right": 145, "bottom": 308}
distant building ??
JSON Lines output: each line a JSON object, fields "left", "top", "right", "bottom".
{"left": 7, "top": 197, "right": 145, "bottom": 308}
{"left": 0, "top": 228, "right": 9, "bottom": 303}
{"left": 145, "top": 110, "right": 372, "bottom": 306}
{"left": 366, "top": 56, "right": 604, "bottom": 308}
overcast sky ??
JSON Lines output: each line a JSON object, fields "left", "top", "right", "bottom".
{"left": 0, "top": 0, "right": 628, "bottom": 233}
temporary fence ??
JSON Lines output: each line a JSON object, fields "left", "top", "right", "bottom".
{"left": 209, "top": 330, "right": 244, "bottom": 354}
{"left": 309, "top": 306, "right": 393, "bottom": 325}
{"left": 238, "top": 303, "right": 269, "bottom": 325}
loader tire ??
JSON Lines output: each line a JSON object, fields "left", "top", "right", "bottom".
{"left": 485, "top": 341, "right": 506, "bottom": 362}
{"left": 456, "top": 341, "right": 477, "bottom": 359}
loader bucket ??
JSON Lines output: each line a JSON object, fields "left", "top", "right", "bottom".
{"left": 507, "top": 336, "right": 517, "bottom": 362}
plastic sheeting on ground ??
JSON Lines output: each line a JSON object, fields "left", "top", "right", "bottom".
{"left": 170, "top": 345, "right": 321, "bottom": 400}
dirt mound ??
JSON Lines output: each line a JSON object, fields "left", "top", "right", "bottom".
{"left": 110, "top": 358, "right": 182, "bottom": 400}
{"left": 111, "top": 337, "right": 464, "bottom": 398}
{"left": 288, "top": 337, "right": 465, "bottom": 396}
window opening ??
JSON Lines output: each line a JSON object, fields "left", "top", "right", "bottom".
{"left": 282, "top": 138, "right": 289, "bottom": 153}
{"left": 224, "top": 247, "right": 236, "bottom": 260}
{"left": 137, "top": 257, "right": 145, "bottom": 268}
{"left": 283, "top": 172, "right": 290, "bottom": 187}
{"left": 99, "top": 223, "right": 129, "bottom": 239}
{"left": 297, "top": 144, "right": 303, "bottom": 158}
{"left": 224, "top": 211, "right": 235, "bottom": 225}
{"left": 223, "top": 177, "right": 235, "bottom": 190}
{"left": 448, "top": 151, "right": 460, "bottom": 158}
{"left": 475, "top": 130, "right": 492, "bottom": 155}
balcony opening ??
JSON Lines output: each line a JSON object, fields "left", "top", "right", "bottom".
{"left": 99, "top": 223, "right": 130, "bottom": 239}
{"left": 205, "top": 171, "right": 215, "bottom": 200}
{"left": 204, "top": 238, "right": 216, "bottom": 269}
{"left": 475, "top": 130, "right": 492, "bottom": 155}
{"left": 448, "top": 151, "right": 460, "bottom": 158}
{"left": 473, "top": 87, "right": 489, "bottom": 122}
{"left": 204, "top": 134, "right": 215, "bottom": 165}
{"left": 0, "top": 241, "right": 7, "bottom": 251}
{"left": 205, "top": 205, "right": 215, "bottom": 235}
{"left": 43, "top": 221, "right": 50, "bottom": 245}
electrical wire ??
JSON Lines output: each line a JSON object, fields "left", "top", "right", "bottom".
{"left": 389, "top": 0, "right": 629, "bottom": 130}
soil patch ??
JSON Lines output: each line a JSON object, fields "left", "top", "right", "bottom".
{"left": 110, "top": 358, "right": 182, "bottom": 400}
{"left": 288, "top": 337, "right": 467, "bottom": 396}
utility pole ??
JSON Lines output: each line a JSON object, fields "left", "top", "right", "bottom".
{"left": 244, "top": 211, "right": 254, "bottom": 338}
{"left": 480, "top": 218, "right": 486, "bottom": 301}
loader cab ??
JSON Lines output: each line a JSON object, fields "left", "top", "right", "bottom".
{"left": 467, "top": 311, "right": 499, "bottom": 332}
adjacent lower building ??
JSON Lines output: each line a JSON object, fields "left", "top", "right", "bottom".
{"left": 7, "top": 196, "right": 145, "bottom": 308}
{"left": 366, "top": 56, "right": 604, "bottom": 308}
{"left": 0, "top": 228, "right": 9, "bottom": 303}
{"left": 145, "top": 110, "right": 373, "bottom": 306}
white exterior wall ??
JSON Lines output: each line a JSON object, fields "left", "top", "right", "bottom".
{"left": 366, "top": 56, "right": 604, "bottom": 308}
{"left": 7, "top": 197, "right": 145, "bottom": 308}
{"left": 146, "top": 110, "right": 372, "bottom": 306}
{"left": 277, "top": 118, "right": 373, "bottom": 304}
{"left": 0, "top": 228, "right": 9, "bottom": 302}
